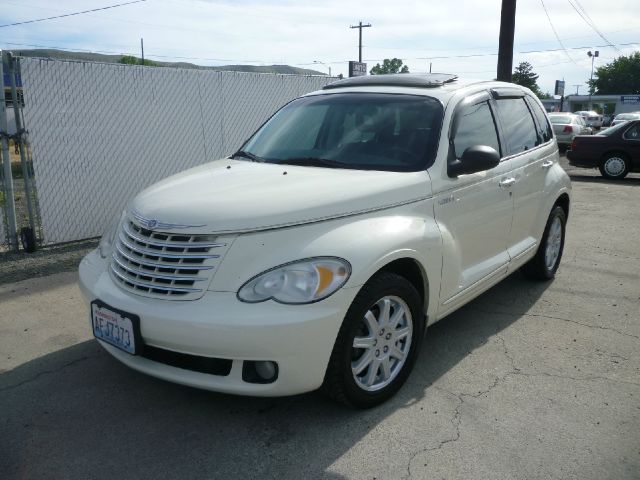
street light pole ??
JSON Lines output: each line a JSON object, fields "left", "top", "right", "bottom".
{"left": 313, "top": 60, "right": 331, "bottom": 77}
{"left": 587, "top": 50, "right": 599, "bottom": 109}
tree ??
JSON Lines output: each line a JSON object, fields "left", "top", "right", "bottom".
{"left": 119, "top": 55, "right": 157, "bottom": 67}
{"left": 511, "top": 62, "right": 544, "bottom": 97}
{"left": 588, "top": 52, "right": 640, "bottom": 94}
{"left": 370, "top": 58, "right": 409, "bottom": 75}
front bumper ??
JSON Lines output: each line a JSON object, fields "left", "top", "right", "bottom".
{"left": 79, "top": 250, "right": 356, "bottom": 396}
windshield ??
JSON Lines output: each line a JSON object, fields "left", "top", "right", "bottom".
{"left": 549, "top": 115, "right": 573, "bottom": 124}
{"left": 615, "top": 114, "right": 638, "bottom": 120}
{"left": 237, "top": 93, "right": 444, "bottom": 172}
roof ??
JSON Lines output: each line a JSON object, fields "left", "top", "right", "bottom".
{"left": 322, "top": 73, "right": 458, "bottom": 90}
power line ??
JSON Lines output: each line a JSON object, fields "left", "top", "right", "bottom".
{"left": 3, "top": 40, "right": 638, "bottom": 69}
{"left": 539, "top": 0, "right": 579, "bottom": 65}
{"left": 0, "top": 0, "right": 147, "bottom": 28}
{"left": 567, "top": 0, "right": 622, "bottom": 53}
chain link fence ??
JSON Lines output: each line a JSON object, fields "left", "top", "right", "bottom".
{"left": 19, "top": 57, "right": 332, "bottom": 245}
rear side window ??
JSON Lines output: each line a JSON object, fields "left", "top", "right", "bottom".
{"left": 495, "top": 98, "right": 538, "bottom": 155}
{"left": 453, "top": 101, "right": 501, "bottom": 159}
{"left": 624, "top": 124, "right": 640, "bottom": 140}
{"left": 527, "top": 98, "right": 553, "bottom": 143}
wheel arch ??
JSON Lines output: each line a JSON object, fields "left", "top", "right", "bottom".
{"left": 366, "top": 256, "right": 431, "bottom": 326}
{"left": 600, "top": 150, "right": 630, "bottom": 163}
{"left": 554, "top": 192, "right": 570, "bottom": 219}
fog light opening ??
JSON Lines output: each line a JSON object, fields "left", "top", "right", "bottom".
{"left": 242, "top": 360, "right": 279, "bottom": 384}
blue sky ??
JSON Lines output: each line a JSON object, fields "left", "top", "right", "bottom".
{"left": 1, "top": 0, "right": 639, "bottom": 94}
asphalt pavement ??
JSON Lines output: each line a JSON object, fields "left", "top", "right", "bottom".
{"left": 1, "top": 162, "right": 639, "bottom": 480}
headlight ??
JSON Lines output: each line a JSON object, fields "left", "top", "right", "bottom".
{"left": 99, "top": 212, "right": 124, "bottom": 259}
{"left": 237, "top": 257, "right": 351, "bottom": 304}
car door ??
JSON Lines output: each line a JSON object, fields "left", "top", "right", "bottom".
{"left": 622, "top": 122, "right": 640, "bottom": 166}
{"left": 492, "top": 91, "right": 556, "bottom": 267}
{"left": 433, "top": 92, "right": 514, "bottom": 314}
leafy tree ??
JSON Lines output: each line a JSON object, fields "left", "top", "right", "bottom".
{"left": 119, "top": 55, "right": 157, "bottom": 66}
{"left": 370, "top": 58, "right": 409, "bottom": 75}
{"left": 588, "top": 52, "right": 640, "bottom": 94}
{"left": 511, "top": 61, "right": 543, "bottom": 97}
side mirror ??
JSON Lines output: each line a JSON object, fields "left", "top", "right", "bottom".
{"left": 448, "top": 145, "right": 501, "bottom": 177}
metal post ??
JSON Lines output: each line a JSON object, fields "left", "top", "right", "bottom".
{"left": 587, "top": 50, "right": 598, "bottom": 110}
{"left": 8, "top": 53, "right": 36, "bottom": 237}
{"left": 0, "top": 51, "right": 19, "bottom": 251}
{"left": 358, "top": 22, "right": 363, "bottom": 62}
{"left": 497, "top": 0, "right": 517, "bottom": 82}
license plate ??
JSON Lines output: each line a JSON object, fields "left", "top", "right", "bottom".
{"left": 91, "top": 300, "right": 141, "bottom": 355}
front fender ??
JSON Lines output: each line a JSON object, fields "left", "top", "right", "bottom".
{"left": 208, "top": 200, "right": 443, "bottom": 318}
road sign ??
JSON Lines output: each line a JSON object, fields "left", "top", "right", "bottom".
{"left": 554, "top": 80, "right": 565, "bottom": 97}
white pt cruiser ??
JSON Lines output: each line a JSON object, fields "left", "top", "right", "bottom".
{"left": 80, "top": 74, "right": 571, "bottom": 408}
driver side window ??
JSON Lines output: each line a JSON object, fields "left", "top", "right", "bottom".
{"left": 454, "top": 101, "right": 501, "bottom": 159}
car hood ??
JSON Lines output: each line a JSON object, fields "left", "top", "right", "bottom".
{"left": 129, "top": 159, "right": 432, "bottom": 234}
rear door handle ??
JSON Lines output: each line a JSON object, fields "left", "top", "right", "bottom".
{"left": 542, "top": 160, "right": 554, "bottom": 168}
{"left": 499, "top": 177, "right": 516, "bottom": 188}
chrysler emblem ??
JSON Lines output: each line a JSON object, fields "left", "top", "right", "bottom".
{"left": 131, "top": 209, "right": 205, "bottom": 230}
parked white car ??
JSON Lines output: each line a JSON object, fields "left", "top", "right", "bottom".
{"left": 574, "top": 110, "right": 603, "bottom": 129}
{"left": 80, "top": 74, "right": 571, "bottom": 407}
{"left": 611, "top": 112, "right": 640, "bottom": 127}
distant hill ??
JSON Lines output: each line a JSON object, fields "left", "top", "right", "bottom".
{"left": 12, "top": 49, "right": 326, "bottom": 76}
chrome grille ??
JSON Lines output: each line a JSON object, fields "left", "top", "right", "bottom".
{"left": 110, "top": 220, "right": 226, "bottom": 300}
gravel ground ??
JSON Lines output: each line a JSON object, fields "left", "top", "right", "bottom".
{"left": 0, "top": 238, "right": 98, "bottom": 285}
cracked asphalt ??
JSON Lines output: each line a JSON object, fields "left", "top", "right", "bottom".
{"left": 1, "top": 166, "right": 639, "bottom": 479}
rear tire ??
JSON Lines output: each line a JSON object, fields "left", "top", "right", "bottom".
{"left": 522, "top": 206, "right": 566, "bottom": 281}
{"left": 322, "top": 272, "right": 424, "bottom": 408}
{"left": 599, "top": 153, "right": 629, "bottom": 179}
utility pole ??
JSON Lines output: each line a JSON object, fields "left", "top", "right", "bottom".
{"left": 313, "top": 61, "right": 331, "bottom": 77}
{"left": 140, "top": 38, "right": 144, "bottom": 65}
{"left": 350, "top": 21, "right": 372, "bottom": 63}
{"left": 587, "top": 50, "right": 599, "bottom": 109}
{"left": 497, "top": 0, "right": 516, "bottom": 82}
{"left": 573, "top": 84, "right": 581, "bottom": 95}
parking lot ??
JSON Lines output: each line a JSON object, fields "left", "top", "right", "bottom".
{"left": 1, "top": 160, "right": 639, "bottom": 479}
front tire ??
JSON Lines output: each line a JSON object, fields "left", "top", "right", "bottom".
{"left": 599, "top": 153, "right": 629, "bottom": 179}
{"left": 522, "top": 205, "right": 566, "bottom": 281}
{"left": 322, "top": 272, "right": 424, "bottom": 408}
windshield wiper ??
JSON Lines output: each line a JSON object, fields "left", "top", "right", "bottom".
{"left": 232, "top": 150, "right": 264, "bottom": 162}
{"left": 277, "top": 157, "right": 352, "bottom": 169}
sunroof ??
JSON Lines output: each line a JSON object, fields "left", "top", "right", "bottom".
{"left": 323, "top": 73, "right": 458, "bottom": 90}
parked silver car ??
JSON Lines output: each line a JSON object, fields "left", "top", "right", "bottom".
{"left": 548, "top": 113, "right": 592, "bottom": 148}
{"left": 611, "top": 112, "right": 640, "bottom": 127}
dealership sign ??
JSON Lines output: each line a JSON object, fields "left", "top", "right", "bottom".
{"left": 349, "top": 61, "right": 367, "bottom": 77}
{"left": 620, "top": 95, "right": 640, "bottom": 104}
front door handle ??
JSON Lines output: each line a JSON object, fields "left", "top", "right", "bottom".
{"left": 542, "top": 160, "right": 554, "bottom": 168}
{"left": 499, "top": 177, "right": 516, "bottom": 188}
